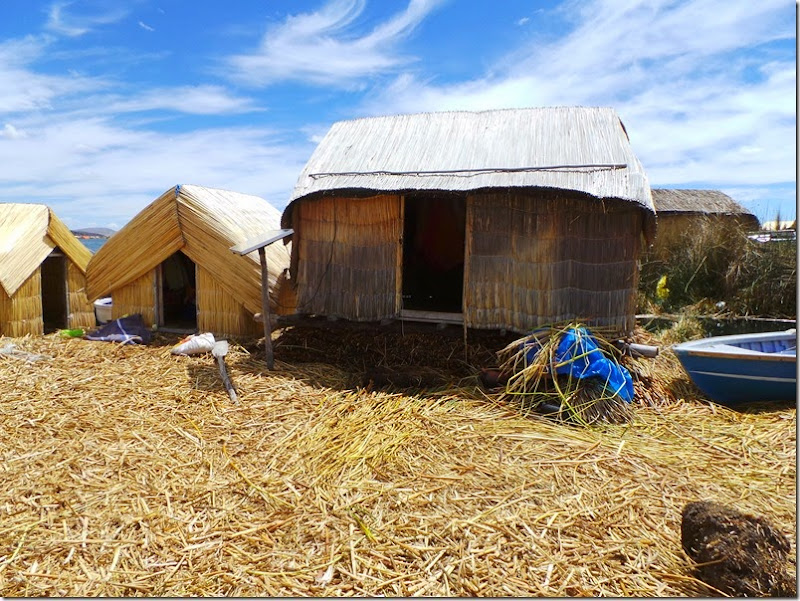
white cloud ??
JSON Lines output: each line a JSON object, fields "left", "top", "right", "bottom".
{"left": 46, "top": 1, "right": 130, "bottom": 37}
{"left": 96, "top": 85, "right": 262, "bottom": 115}
{"left": 0, "top": 37, "right": 107, "bottom": 113}
{"left": 0, "top": 115, "right": 311, "bottom": 227}
{"left": 355, "top": 0, "right": 795, "bottom": 220}
{"left": 225, "top": 0, "right": 444, "bottom": 87}
{"left": 1, "top": 124, "right": 25, "bottom": 139}
{"left": 516, "top": 17, "right": 529, "bottom": 26}
{"left": 138, "top": 20, "right": 155, "bottom": 32}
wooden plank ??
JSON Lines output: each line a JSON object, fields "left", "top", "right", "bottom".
{"left": 400, "top": 309, "right": 463, "bottom": 324}
{"left": 259, "top": 247, "right": 274, "bottom": 370}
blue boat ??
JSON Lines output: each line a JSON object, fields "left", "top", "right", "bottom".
{"left": 672, "top": 329, "right": 797, "bottom": 406}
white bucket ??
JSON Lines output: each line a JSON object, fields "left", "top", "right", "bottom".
{"left": 94, "top": 297, "right": 112, "bottom": 324}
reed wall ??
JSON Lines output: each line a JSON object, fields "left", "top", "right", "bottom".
{"left": 111, "top": 271, "right": 156, "bottom": 325}
{"left": 67, "top": 261, "right": 96, "bottom": 329}
{"left": 196, "top": 265, "right": 260, "bottom": 337}
{"left": 273, "top": 269, "right": 297, "bottom": 317}
{"left": 294, "top": 195, "right": 402, "bottom": 320}
{"left": 465, "top": 189, "right": 643, "bottom": 334}
{"left": 0, "top": 270, "right": 43, "bottom": 336}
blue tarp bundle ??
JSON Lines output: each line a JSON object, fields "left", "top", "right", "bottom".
{"left": 524, "top": 326, "right": 634, "bottom": 403}
{"left": 85, "top": 314, "right": 152, "bottom": 345}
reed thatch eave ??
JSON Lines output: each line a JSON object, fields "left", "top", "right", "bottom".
{"left": 85, "top": 188, "right": 184, "bottom": 300}
{"left": 281, "top": 185, "right": 656, "bottom": 242}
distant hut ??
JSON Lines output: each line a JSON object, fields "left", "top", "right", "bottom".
{"left": 85, "top": 185, "right": 291, "bottom": 337}
{"left": 281, "top": 107, "right": 655, "bottom": 334}
{"left": 0, "top": 203, "right": 94, "bottom": 336}
{"left": 650, "top": 189, "right": 759, "bottom": 258}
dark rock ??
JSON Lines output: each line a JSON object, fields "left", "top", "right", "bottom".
{"left": 681, "top": 500, "right": 796, "bottom": 597}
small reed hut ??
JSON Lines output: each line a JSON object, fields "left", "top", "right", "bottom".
{"left": 85, "top": 185, "right": 291, "bottom": 337}
{"left": 282, "top": 107, "right": 656, "bottom": 334}
{"left": 650, "top": 189, "right": 759, "bottom": 259}
{"left": 0, "top": 203, "right": 94, "bottom": 336}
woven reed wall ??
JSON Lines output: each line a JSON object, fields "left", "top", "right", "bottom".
{"left": 196, "top": 265, "right": 260, "bottom": 338}
{"left": 294, "top": 195, "right": 402, "bottom": 320}
{"left": 465, "top": 189, "right": 643, "bottom": 334}
{"left": 111, "top": 271, "right": 156, "bottom": 326}
{"left": 273, "top": 269, "right": 297, "bottom": 316}
{"left": 0, "top": 270, "right": 43, "bottom": 337}
{"left": 67, "top": 261, "right": 95, "bottom": 329}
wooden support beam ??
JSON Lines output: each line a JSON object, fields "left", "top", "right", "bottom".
{"left": 258, "top": 247, "right": 274, "bottom": 370}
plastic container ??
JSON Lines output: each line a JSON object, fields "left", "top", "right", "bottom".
{"left": 94, "top": 297, "right": 112, "bottom": 324}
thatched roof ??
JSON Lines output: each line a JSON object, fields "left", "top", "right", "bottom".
{"left": 85, "top": 185, "right": 291, "bottom": 315}
{"left": 0, "top": 203, "right": 91, "bottom": 297}
{"left": 284, "top": 106, "right": 654, "bottom": 227}
{"left": 651, "top": 189, "right": 755, "bottom": 216}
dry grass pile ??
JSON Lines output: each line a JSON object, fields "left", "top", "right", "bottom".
{"left": 0, "top": 331, "right": 795, "bottom": 596}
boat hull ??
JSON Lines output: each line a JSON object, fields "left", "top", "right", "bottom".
{"left": 673, "top": 330, "right": 796, "bottom": 406}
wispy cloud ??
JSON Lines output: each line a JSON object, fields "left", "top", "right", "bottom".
{"left": 45, "top": 1, "right": 130, "bottom": 37}
{"left": 0, "top": 36, "right": 106, "bottom": 113}
{"left": 0, "top": 116, "right": 309, "bottom": 227}
{"left": 225, "top": 0, "right": 444, "bottom": 87}
{"left": 356, "top": 0, "right": 795, "bottom": 219}
{"left": 138, "top": 20, "right": 154, "bottom": 32}
{"left": 95, "top": 85, "right": 262, "bottom": 116}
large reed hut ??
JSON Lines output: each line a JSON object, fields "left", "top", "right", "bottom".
{"left": 282, "top": 107, "right": 655, "bottom": 334}
{"left": 650, "top": 189, "right": 759, "bottom": 259}
{"left": 85, "top": 185, "right": 291, "bottom": 337}
{"left": 0, "top": 203, "right": 95, "bottom": 336}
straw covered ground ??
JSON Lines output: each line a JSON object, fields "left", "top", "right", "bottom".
{"left": 0, "top": 324, "right": 795, "bottom": 597}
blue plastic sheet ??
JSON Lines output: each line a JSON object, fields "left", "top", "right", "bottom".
{"left": 85, "top": 314, "right": 152, "bottom": 345}
{"left": 524, "top": 327, "right": 634, "bottom": 403}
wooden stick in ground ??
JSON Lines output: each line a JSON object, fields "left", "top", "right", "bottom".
{"left": 212, "top": 340, "right": 237, "bottom": 402}
{"left": 258, "top": 246, "right": 274, "bottom": 370}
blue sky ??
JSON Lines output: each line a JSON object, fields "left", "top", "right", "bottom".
{"left": 0, "top": 0, "right": 796, "bottom": 229}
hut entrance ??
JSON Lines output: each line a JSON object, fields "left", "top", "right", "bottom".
{"left": 402, "top": 195, "right": 466, "bottom": 313}
{"left": 41, "top": 251, "right": 68, "bottom": 333}
{"left": 157, "top": 251, "right": 197, "bottom": 332}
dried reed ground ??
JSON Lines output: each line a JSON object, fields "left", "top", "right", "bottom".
{"left": 0, "top": 330, "right": 795, "bottom": 597}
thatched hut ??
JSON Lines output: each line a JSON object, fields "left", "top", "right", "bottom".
{"left": 650, "top": 189, "right": 759, "bottom": 259}
{"left": 0, "top": 203, "right": 95, "bottom": 336}
{"left": 85, "top": 185, "right": 291, "bottom": 337}
{"left": 281, "top": 107, "right": 655, "bottom": 334}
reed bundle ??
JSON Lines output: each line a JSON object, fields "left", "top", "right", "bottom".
{"left": 0, "top": 330, "right": 794, "bottom": 596}
{"left": 497, "top": 324, "right": 639, "bottom": 424}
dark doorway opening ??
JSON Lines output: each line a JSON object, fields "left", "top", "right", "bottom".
{"left": 160, "top": 251, "right": 197, "bottom": 330}
{"left": 41, "top": 251, "right": 68, "bottom": 333}
{"left": 402, "top": 194, "right": 466, "bottom": 313}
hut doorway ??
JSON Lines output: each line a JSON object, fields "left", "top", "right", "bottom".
{"left": 157, "top": 251, "right": 197, "bottom": 331}
{"left": 402, "top": 195, "right": 466, "bottom": 313}
{"left": 41, "top": 251, "right": 68, "bottom": 333}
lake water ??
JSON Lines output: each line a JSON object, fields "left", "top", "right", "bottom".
{"left": 80, "top": 238, "right": 107, "bottom": 253}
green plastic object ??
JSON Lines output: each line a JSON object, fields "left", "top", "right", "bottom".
{"left": 58, "top": 328, "right": 85, "bottom": 338}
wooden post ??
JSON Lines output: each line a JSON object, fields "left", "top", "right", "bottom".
{"left": 258, "top": 247, "right": 274, "bottom": 370}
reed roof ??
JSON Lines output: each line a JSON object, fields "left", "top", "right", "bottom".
{"left": 651, "top": 189, "right": 755, "bottom": 216}
{"left": 85, "top": 185, "right": 290, "bottom": 315}
{"left": 284, "top": 107, "right": 654, "bottom": 227}
{"left": 0, "top": 203, "right": 91, "bottom": 297}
